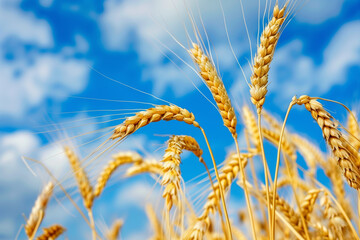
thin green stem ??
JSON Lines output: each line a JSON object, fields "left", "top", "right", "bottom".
{"left": 234, "top": 137, "right": 257, "bottom": 240}
{"left": 200, "top": 127, "right": 232, "bottom": 239}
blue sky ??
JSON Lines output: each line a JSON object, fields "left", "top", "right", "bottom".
{"left": 0, "top": 0, "right": 360, "bottom": 239}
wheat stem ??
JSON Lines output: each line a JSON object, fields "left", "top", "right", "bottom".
{"left": 271, "top": 98, "right": 297, "bottom": 239}
{"left": 200, "top": 127, "right": 232, "bottom": 239}
{"left": 234, "top": 137, "right": 257, "bottom": 240}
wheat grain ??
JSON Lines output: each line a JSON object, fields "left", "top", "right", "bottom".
{"left": 300, "top": 189, "right": 321, "bottom": 221}
{"left": 242, "top": 105, "right": 261, "bottom": 152}
{"left": 64, "top": 146, "right": 94, "bottom": 209}
{"left": 35, "top": 225, "right": 65, "bottom": 240}
{"left": 320, "top": 192, "right": 346, "bottom": 238}
{"left": 347, "top": 111, "right": 360, "bottom": 152}
{"left": 25, "top": 182, "right": 54, "bottom": 239}
{"left": 162, "top": 135, "right": 203, "bottom": 210}
{"left": 125, "top": 159, "right": 163, "bottom": 177}
{"left": 296, "top": 95, "right": 360, "bottom": 189}
{"left": 262, "top": 127, "right": 296, "bottom": 161}
{"left": 111, "top": 105, "right": 200, "bottom": 140}
{"left": 190, "top": 43, "right": 237, "bottom": 137}
{"left": 94, "top": 151, "right": 142, "bottom": 197}
{"left": 311, "top": 222, "right": 334, "bottom": 240}
{"left": 250, "top": 4, "right": 287, "bottom": 112}
{"left": 266, "top": 191, "right": 304, "bottom": 236}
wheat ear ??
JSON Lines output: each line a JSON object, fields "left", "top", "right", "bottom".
{"left": 242, "top": 105, "right": 261, "bottom": 152}
{"left": 311, "top": 222, "right": 335, "bottom": 240}
{"left": 25, "top": 182, "right": 54, "bottom": 239}
{"left": 189, "top": 154, "right": 248, "bottom": 239}
{"left": 250, "top": 3, "right": 287, "bottom": 112}
{"left": 262, "top": 127, "right": 296, "bottom": 161}
{"left": 300, "top": 189, "right": 321, "bottom": 221}
{"left": 64, "top": 146, "right": 94, "bottom": 209}
{"left": 111, "top": 105, "right": 199, "bottom": 140}
{"left": 94, "top": 152, "right": 142, "bottom": 197}
{"left": 162, "top": 135, "right": 203, "bottom": 210}
{"left": 296, "top": 95, "right": 360, "bottom": 189}
{"left": 35, "top": 225, "right": 65, "bottom": 240}
{"left": 190, "top": 43, "right": 237, "bottom": 137}
{"left": 266, "top": 191, "right": 304, "bottom": 236}
{"left": 347, "top": 111, "right": 360, "bottom": 152}
{"left": 125, "top": 159, "right": 163, "bottom": 177}
{"left": 320, "top": 192, "right": 347, "bottom": 237}
{"left": 106, "top": 219, "right": 123, "bottom": 240}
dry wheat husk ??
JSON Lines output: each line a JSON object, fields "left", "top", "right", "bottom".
{"left": 25, "top": 182, "right": 54, "bottom": 239}
{"left": 125, "top": 159, "right": 163, "bottom": 177}
{"left": 296, "top": 95, "right": 360, "bottom": 189}
{"left": 64, "top": 146, "right": 94, "bottom": 209}
{"left": 94, "top": 151, "right": 142, "bottom": 197}
{"left": 190, "top": 43, "right": 237, "bottom": 137}
{"left": 162, "top": 135, "right": 203, "bottom": 210}
{"left": 250, "top": 4, "right": 287, "bottom": 112}
{"left": 111, "top": 105, "right": 199, "bottom": 140}
{"left": 35, "top": 225, "right": 65, "bottom": 240}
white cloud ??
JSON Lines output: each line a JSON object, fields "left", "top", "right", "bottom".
{"left": 0, "top": 1, "right": 53, "bottom": 47}
{"left": 268, "top": 20, "right": 360, "bottom": 106}
{"left": 0, "top": 53, "right": 90, "bottom": 119}
{"left": 99, "top": 0, "right": 261, "bottom": 97}
{"left": 295, "top": 0, "right": 345, "bottom": 24}
{"left": 0, "top": 131, "right": 42, "bottom": 238}
{"left": 115, "top": 180, "right": 161, "bottom": 208}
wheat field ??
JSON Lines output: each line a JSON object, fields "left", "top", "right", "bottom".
{"left": 2, "top": 0, "right": 360, "bottom": 239}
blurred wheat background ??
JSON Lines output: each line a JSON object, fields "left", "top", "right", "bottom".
{"left": 0, "top": 0, "right": 360, "bottom": 239}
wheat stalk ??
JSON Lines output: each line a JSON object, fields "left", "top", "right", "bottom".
{"left": 94, "top": 151, "right": 142, "bottom": 197}
{"left": 35, "top": 225, "right": 65, "bottom": 240}
{"left": 25, "top": 182, "right": 54, "bottom": 239}
{"left": 190, "top": 43, "right": 237, "bottom": 137}
{"left": 111, "top": 105, "right": 200, "bottom": 140}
